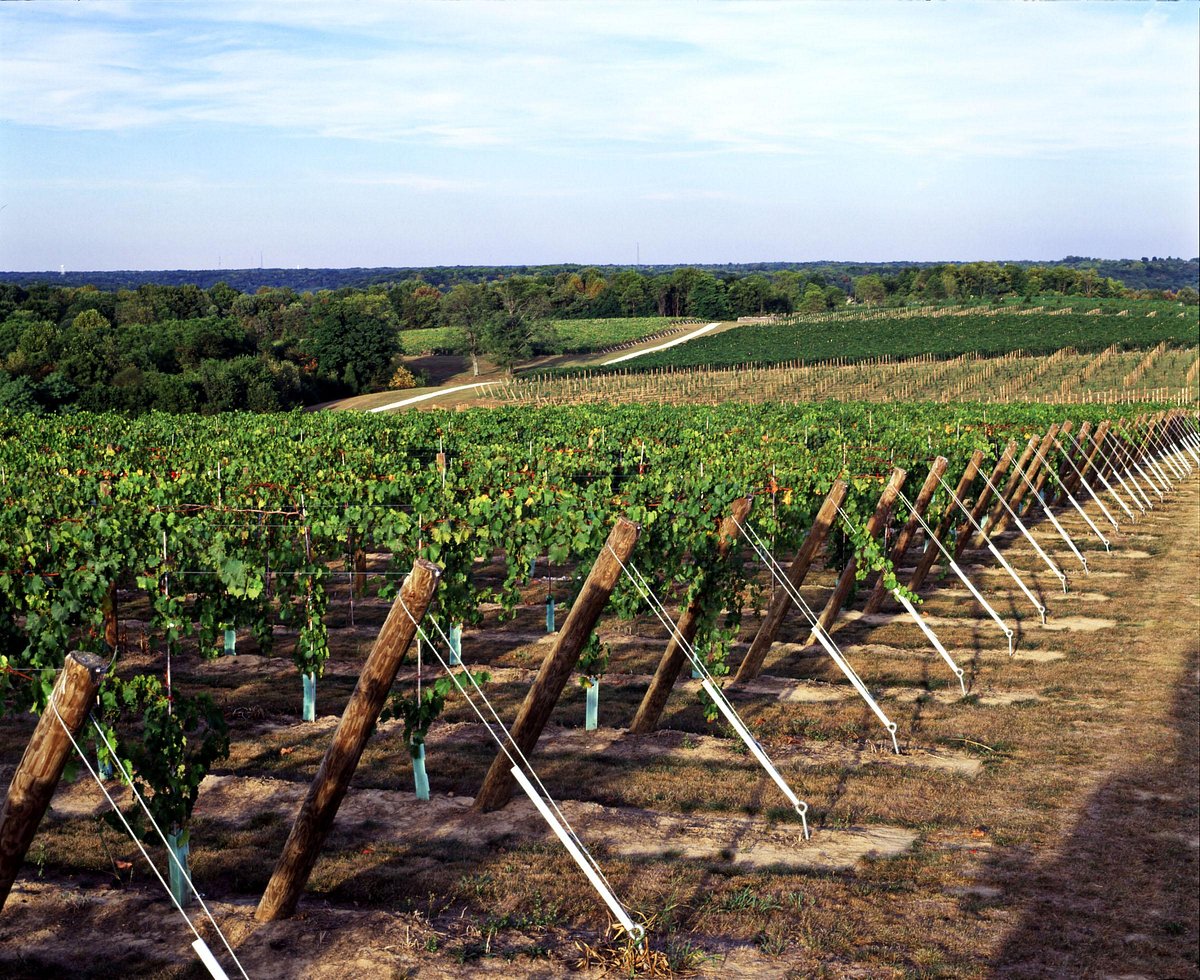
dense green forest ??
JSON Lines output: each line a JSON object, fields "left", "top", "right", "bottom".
{"left": 2, "top": 256, "right": 1196, "bottom": 295}
{"left": 1, "top": 260, "right": 1195, "bottom": 414}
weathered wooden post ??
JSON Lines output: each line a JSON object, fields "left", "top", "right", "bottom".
{"left": 956, "top": 440, "right": 1017, "bottom": 557}
{"left": 256, "top": 559, "right": 441, "bottom": 921}
{"left": 1053, "top": 420, "right": 1094, "bottom": 505}
{"left": 629, "top": 497, "right": 751, "bottom": 734}
{"left": 863, "top": 457, "right": 947, "bottom": 614}
{"left": 908, "top": 449, "right": 983, "bottom": 592}
{"left": 0, "top": 651, "right": 108, "bottom": 911}
{"left": 1020, "top": 421, "right": 1070, "bottom": 516}
{"left": 975, "top": 435, "right": 1039, "bottom": 544}
{"left": 733, "top": 480, "right": 848, "bottom": 685}
{"left": 812, "top": 468, "right": 906, "bottom": 637}
{"left": 474, "top": 518, "right": 640, "bottom": 813}
{"left": 997, "top": 423, "right": 1059, "bottom": 527}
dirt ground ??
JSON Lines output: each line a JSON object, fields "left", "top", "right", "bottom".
{"left": 0, "top": 473, "right": 1196, "bottom": 978}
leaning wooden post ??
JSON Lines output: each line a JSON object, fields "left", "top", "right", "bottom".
{"left": 1054, "top": 420, "right": 1093, "bottom": 505}
{"left": 0, "top": 651, "right": 108, "bottom": 911}
{"left": 908, "top": 449, "right": 983, "bottom": 592}
{"left": 976, "top": 434, "right": 1039, "bottom": 543}
{"left": 1020, "top": 420, "right": 1071, "bottom": 515}
{"left": 863, "top": 457, "right": 947, "bottom": 614}
{"left": 256, "top": 559, "right": 441, "bottom": 922}
{"left": 733, "top": 479, "right": 848, "bottom": 685}
{"left": 630, "top": 497, "right": 751, "bottom": 734}
{"left": 998, "top": 423, "right": 1059, "bottom": 527}
{"left": 473, "top": 518, "right": 640, "bottom": 813}
{"left": 956, "top": 440, "right": 1017, "bottom": 557}
{"left": 812, "top": 467, "right": 906, "bottom": 637}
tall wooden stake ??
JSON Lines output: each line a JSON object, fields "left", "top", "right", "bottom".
{"left": 256, "top": 559, "right": 441, "bottom": 921}
{"left": 1053, "top": 420, "right": 1094, "bottom": 505}
{"left": 1020, "top": 420, "right": 1071, "bottom": 516}
{"left": 473, "top": 518, "right": 640, "bottom": 813}
{"left": 908, "top": 449, "right": 983, "bottom": 592}
{"left": 974, "top": 435, "right": 1038, "bottom": 545}
{"left": 812, "top": 467, "right": 906, "bottom": 637}
{"left": 994, "top": 424, "right": 1059, "bottom": 532}
{"left": 630, "top": 497, "right": 751, "bottom": 734}
{"left": 733, "top": 480, "right": 848, "bottom": 685}
{"left": 0, "top": 652, "right": 108, "bottom": 911}
{"left": 862, "top": 457, "right": 947, "bottom": 614}
{"left": 956, "top": 440, "right": 1017, "bottom": 557}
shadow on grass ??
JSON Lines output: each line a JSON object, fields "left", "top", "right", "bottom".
{"left": 982, "top": 644, "right": 1199, "bottom": 978}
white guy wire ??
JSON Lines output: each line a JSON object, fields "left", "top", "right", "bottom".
{"left": 735, "top": 518, "right": 902, "bottom": 752}
{"left": 1052, "top": 436, "right": 1121, "bottom": 534}
{"left": 832, "top": 501, "right": 967, "bottom": 689}
{"left": 1009, "top": 451, "right": 1089, "bottom": 573}
{"left": 974, "top": 468, "right": 1068, "bottom": 595}
{"left": 1068, "top": 431, "right": 1139, "bottom": 520}
{"left": 605, "top": 545, "right": 814, "bottom": 829}
{"left": 934, "top": 473, "right": 1048, "bottom": 626}
{"left": 394, "top": 597, "right": 642, "bottom": 940}
{"left": 1029, "top": 441, "right": 1112, "bottom": 549}
{"left": 50, "top": 705, "right": 246, "bottom": 980}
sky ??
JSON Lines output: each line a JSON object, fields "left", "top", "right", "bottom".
{"left": 0, "top": 1, "right": 1197, "bottom": 271}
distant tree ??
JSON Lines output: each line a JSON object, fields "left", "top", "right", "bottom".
{"left": 309, "top": 293, "right": 400, "bottom": 394}
{"left": 853, "top": 274, "right": 886, "bottom": 307}
{"left": 482, "top": 311, "right": 537, "bottom": 373}
{"left": 442, "top": 282, "right": 493, "bottom": 376}
{"left": 799, "top": 283, "right": 827, "bottom": 313}
{"left": 687, "top": 274, "right": 732, "bottom": 320}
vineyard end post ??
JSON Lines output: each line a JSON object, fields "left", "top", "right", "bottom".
{"left": 255, "top": 559, "right": 441, "bottom": 922}
{"left": 0, "top": 651, "right": 107, "bottom": 911}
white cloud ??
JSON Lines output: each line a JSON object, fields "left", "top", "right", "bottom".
{"left": 0, "top": 1, "right": 1195, "bottom": 162}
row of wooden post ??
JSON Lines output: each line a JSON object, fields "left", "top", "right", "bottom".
{"left": 0, "top": 409, "right": 1186, "bottom": 924}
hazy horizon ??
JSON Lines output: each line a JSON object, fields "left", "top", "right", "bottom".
{"left": 2, "top": 1, "right": 1197, "bottom": 272}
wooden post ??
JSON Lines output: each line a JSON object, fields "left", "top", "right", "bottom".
{"left": 863, "top": 456, "right": 947, "bottom": 614}
{"left": 256, "top": 559, "right": 441, "bottom": 921}
{"left": 733, "top": 480, "right": 848, "bottom": 685}
{"left": 629, "top": 497, "right": 751, "bottom": 734}
{"left": 1020, "top": 420, "right": 1071, "bottom": 515}
{"left": 997, "top": 424, "right": 1059, "bottom": 527}
{"left": 975, "top": 435, "right": 1038, "bottom": 544}
{"left": 812, "top": 468, "right": 906, "bottom": 637}
{"left": 101, "top": 582, "right": 119, "bottom": 652}
{"left": 908, "top": 449, "right": 983, "bottom": 592}
{"left": 0, "top": 652, "right": 108, "bottom": 911}
{"left": 1054, "top": 420, "right": 1093, "bottom": 505}
{"left": 957, "top": 440, "right": 1018, "bottom": 557}
{"left": 473, "top": 518, "right": 640, "bottom": 813}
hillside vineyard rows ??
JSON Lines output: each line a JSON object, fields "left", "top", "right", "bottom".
{"left": 0, "top": 398, "right": 1197, "bottom": 978}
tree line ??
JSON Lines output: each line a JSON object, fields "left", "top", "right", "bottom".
{"left": 0, "top": 263, "right": 1194, "bottom": 414}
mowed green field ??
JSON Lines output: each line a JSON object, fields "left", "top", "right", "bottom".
{"left": 591, "top": 307, "right": 1198, "bottom": 373}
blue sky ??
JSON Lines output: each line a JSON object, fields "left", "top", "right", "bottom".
{"left": 1, "top": 1, "right": 1196, "bottom": 271}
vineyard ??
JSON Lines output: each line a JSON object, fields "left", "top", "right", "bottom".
{"left": 575, "top": 306, "right": 1199, "bottom": 374}
{"left": 492, "top": 345, "right": 1199, "bottom": 408}
{"left": 0, "top": 402, "right": 1197, "bottom": 977}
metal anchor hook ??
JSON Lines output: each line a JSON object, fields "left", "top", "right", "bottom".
{"left": 795, "top": 802, "right": 811, "bottom": 841}
{"left": 887, "top": 722, "right": 900, "bottom": 756}
{"left": 953, "top": 666, "right": 967, "bottom": 697}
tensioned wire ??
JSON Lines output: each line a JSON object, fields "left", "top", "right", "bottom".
{"left": 1064, "top": 429, "right": 1140, "bottom": 518}
{"left": 391, "top": 595, "right": 635, "bottom": 932}
{"left": 732, "top": 516, "right": 900, "bottom": 750}
{"left": 887, "top": 485, "right": 1014, "bottom": 650}
{"left": 932, "top": 470, "right": 1047, "bottom": 625}
{"left": 1050, "top": 435, "right": 1122, "bottom": 533}
{"left": 49, "top": 703, "right": 249, "bottom": 980}
{"left": 970, "top": 466, "right": 1067, "bottom": 591}
{"left": 602, "top": 543, "right": 811, "bottom": 832}
{"left": 1024, "top": 441, "right": 1112, "bottom": 549}
{"left": 1004, "top": 448, "right": 1089, "bottom": 572}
